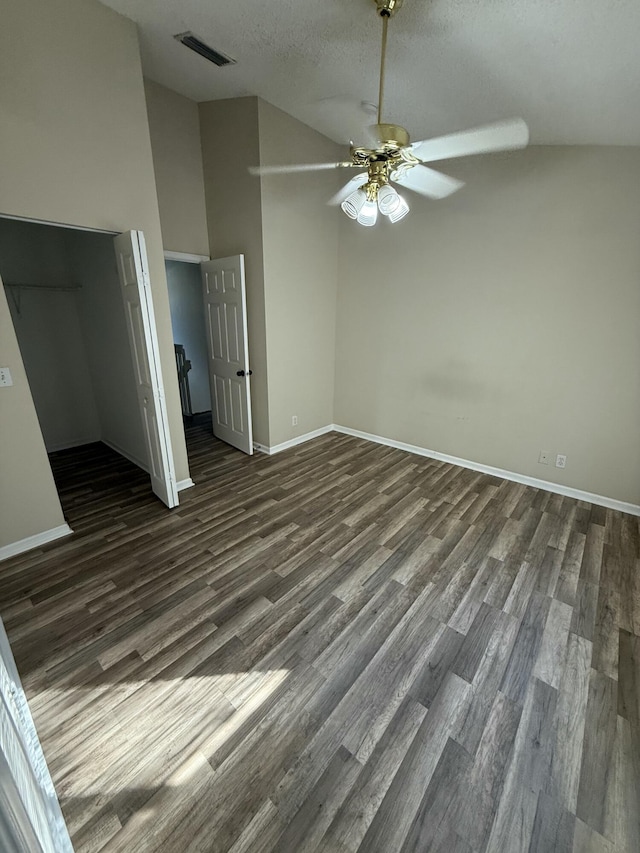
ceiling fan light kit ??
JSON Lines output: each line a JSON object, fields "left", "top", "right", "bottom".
{"left": 251, "top": 0, "right": 529, "bottom": 227}
{"left": 357, "top": 198, "right": 379, "bottom": 227}
{"left": 377, "top": 184, "right": 401, "bottom": 215}
{"left": 341, "top": 189, "right": 367, "bottom": 220}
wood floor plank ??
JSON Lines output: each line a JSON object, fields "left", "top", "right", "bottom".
{"left": 398, "top": 736, "right": 471, "bottom": 853}
{"left": 315, "top": 697, "right": 427, "bottom": 853}
{"left": 528, "top": 791, "right": 575, "bottom": 852}
{"left": 450, "top": 689, "right": 522, "bottom": 849}
{"left": 0, "top": 426, "right": 636, "bottom": 853}
{"left": 357, "top": 673, "right": 472, "bottom": 853}
{"left": 576, "top": 670, "right": 618, "bottom": 837}
{"left": 547, "top": 632, "right": 593, "bottom": 813}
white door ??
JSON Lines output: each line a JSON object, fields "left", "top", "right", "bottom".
{"left": 201, "top": 255, "right": 253, "bottom": 455}
{"left": 113, "top": 231, "right": 179, "bottom": 507}
{"left": 0, "top": 618, "right": 73, "bottom": 852}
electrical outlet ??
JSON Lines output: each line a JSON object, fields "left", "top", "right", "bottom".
{"left": 556, "top": 454, "right": 567, "bottom": 469}
{"left": 0, "top": 367, "right": 13, "bottom": 387}
{"left": 291, "top": 415, "right": 298, "bottom": 426}
{"left": 538, "top": 451, "right": 550, "bottom": 465}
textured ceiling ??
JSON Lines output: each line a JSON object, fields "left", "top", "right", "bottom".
{"left": 100, "top": 0, "right": 640, "bottom": 147}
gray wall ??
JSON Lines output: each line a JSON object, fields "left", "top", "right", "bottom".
{"left": 144, "top": 79, "right": 209, "bottom": 257}
{"left": 197, "top": 96, "right": 342, "bottom": 449}
{"left": 166, "top": 260, "right": 212, "bottom": 415}
{"left": 0, "top": 0, "right": 189, "bottom": 551}
{"left": 257, "top": 100, "right": 341, "bottom": 446}
{"left": 199, "top": 97, "right": 271, "bottom": 446}
{"left": 71, "top": 231, "right": 148, "bottom": 468}
{"left": 0, "top": 220, "right": 101, "bottom": 452}
{"left": 335, "top": 146, "right": 640, "bottom": 505}
{"left": 0, "top": 220, "right": 148, "bottom": 466}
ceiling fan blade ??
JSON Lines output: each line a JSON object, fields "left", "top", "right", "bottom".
{"left": 392, "top": 165, "right": 465, "bottom": 200}
{"left": 327, "top": 173, "right": 368, "bottom": 206}
{"left": 249, "top": 162, "right": 350, "bottom": 176}
{"left": 410, "top": 118, "right": 529, "bottom": 164}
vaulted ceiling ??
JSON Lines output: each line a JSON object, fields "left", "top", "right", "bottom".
{"left": 100, "top": 0, "right": 640, "bottom": 147}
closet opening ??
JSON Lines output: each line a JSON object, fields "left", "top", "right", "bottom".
{"left": 0, "top": 216, "right": 178, "bottom": 525}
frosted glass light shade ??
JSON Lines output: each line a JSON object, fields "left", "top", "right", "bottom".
{"left": 341, "top": 189, "right": 367, "bottom": 219}
{"left": 388, "top": 195, "right": 410, "bottom": 223}
{"left": 357, "top": 199, "right": 378, "bottom": 226}
{"left": 377, "top": 184, "right": 401, "bottom": 215}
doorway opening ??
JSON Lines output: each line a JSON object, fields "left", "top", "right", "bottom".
{"left": 0, "top": 216, "right": 177, "bottom": 521}
{"left": 165, "top": 252, "right": 254, "bottom": 457}
{"left": 165, "top": 256, "right": 212, "bottom": 429}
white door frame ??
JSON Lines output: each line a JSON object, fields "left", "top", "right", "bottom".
{"left": 0, "top": 618, "right": 74, "bottom": 852}
{"left": 164, "top": 250, "right": 210, "bottom": 264}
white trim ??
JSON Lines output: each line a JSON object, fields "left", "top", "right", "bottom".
{"left": 333, "top": 425, "right": 640, "bottom": 516}
{"left": 45, "top": 435, "right": 102, "bottom": 453}
{"left": 0, "top": 524, "right": 73, "bottom": 562}
{"left": 102, "top": 442, "right": 194, "bottom": 492}
{"left": 101, "top": 438, "right": 149, "bottom": 473}
{"left": 249, "top": 422, "right": 639, "bottom": 515}
{"left": 0, "top": 212, "right": 117, "bottom": 235}
{"left": 163, "top": 250, "right": 210, "bottom": 264}
{"left": 256, "top": 426, "right": 335, "bottom": 456}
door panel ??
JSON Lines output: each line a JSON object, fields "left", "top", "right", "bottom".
{"left": 0, "top": 619, "right": 73, "bottom": 853}
{"left": 114, "top": 231, "right": 179, "bottom": 507}
{"left": 201, "top": 256, "right": 253, "bottom": 455}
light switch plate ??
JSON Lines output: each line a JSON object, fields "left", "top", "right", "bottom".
{"left": 0, "top": 367, "right": 13, "bottom": 387}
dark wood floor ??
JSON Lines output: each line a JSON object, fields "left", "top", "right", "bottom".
{"left": 0, "top": 425, "right": 638, "bottom": 852}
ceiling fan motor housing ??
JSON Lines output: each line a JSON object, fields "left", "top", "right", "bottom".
{"left": 374, "top": 0, "right": 403, "bottom": 17}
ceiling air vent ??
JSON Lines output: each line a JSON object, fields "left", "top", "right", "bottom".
{"left": 174, "top": 32, "right": 236, "bottom": 67}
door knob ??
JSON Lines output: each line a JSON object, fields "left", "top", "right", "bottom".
{"left": 236, "top": 370, "right": 253, "bottom": 377}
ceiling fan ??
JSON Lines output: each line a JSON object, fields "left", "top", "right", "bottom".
{"left": 251, "top": 0, "right": 529, "bottom": 226}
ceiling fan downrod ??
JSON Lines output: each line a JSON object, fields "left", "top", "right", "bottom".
{"left": 374, "top": 0, "right": 403, "bottom": 126}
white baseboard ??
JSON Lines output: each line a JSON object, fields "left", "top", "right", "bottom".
{"left": 0, "top": 524, "right": 73, "bottom": 562}
{"left": 102, "top": 440, "right": 194, "bottom": 493}
{"left": 101, "top": 438, "right": 149, "bottom": 473}
{"left": 333, "top": 425, "right": 640, "bottom": 517}
{"left": 254, "top": 425, "right": 335, "bottom": 456}
{"left": 46, "top": 434, "right": 102, "bottom": 453}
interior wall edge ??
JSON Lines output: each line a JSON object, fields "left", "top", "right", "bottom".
{"left": 253, "top": 425, "right": 335, "bottom": 455}
{"left": 101, "top": 438, "right": 150, "bottom": 474}
{"left": 0, "top": 524, "right": 73, "bottom": 563}
{"left": 333, "top": 425, "right": 640, "bottom": 516}
{"left": 255, "top": 422, "right": 639, "bottom": 515}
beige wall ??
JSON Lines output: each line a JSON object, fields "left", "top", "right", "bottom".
{"left": 199, "top": 97, "right": 271, "bottom": 446}
{"left": 70, "top": 231, "right": 150, "bottom": 468}
{"left": 0, "top": 0, "right": 190, "bottom": 550}
{"left": 198, "top": 96, "right": 342, "bottom": 448}
{"left": 335, "top": 146, "right": 640, "bottom": 505}
{"left": 0, "top": 280, "right": 66, "bottom": 544}
{"left": 144, "top": 79, "right": 209, "bottom": 256}
{"left": 257, "top": 100, "right": 341, "bottom": 446}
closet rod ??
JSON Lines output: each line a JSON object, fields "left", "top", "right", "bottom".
{"left": 3, "top": 282, "right": 82, "bottom": 292}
